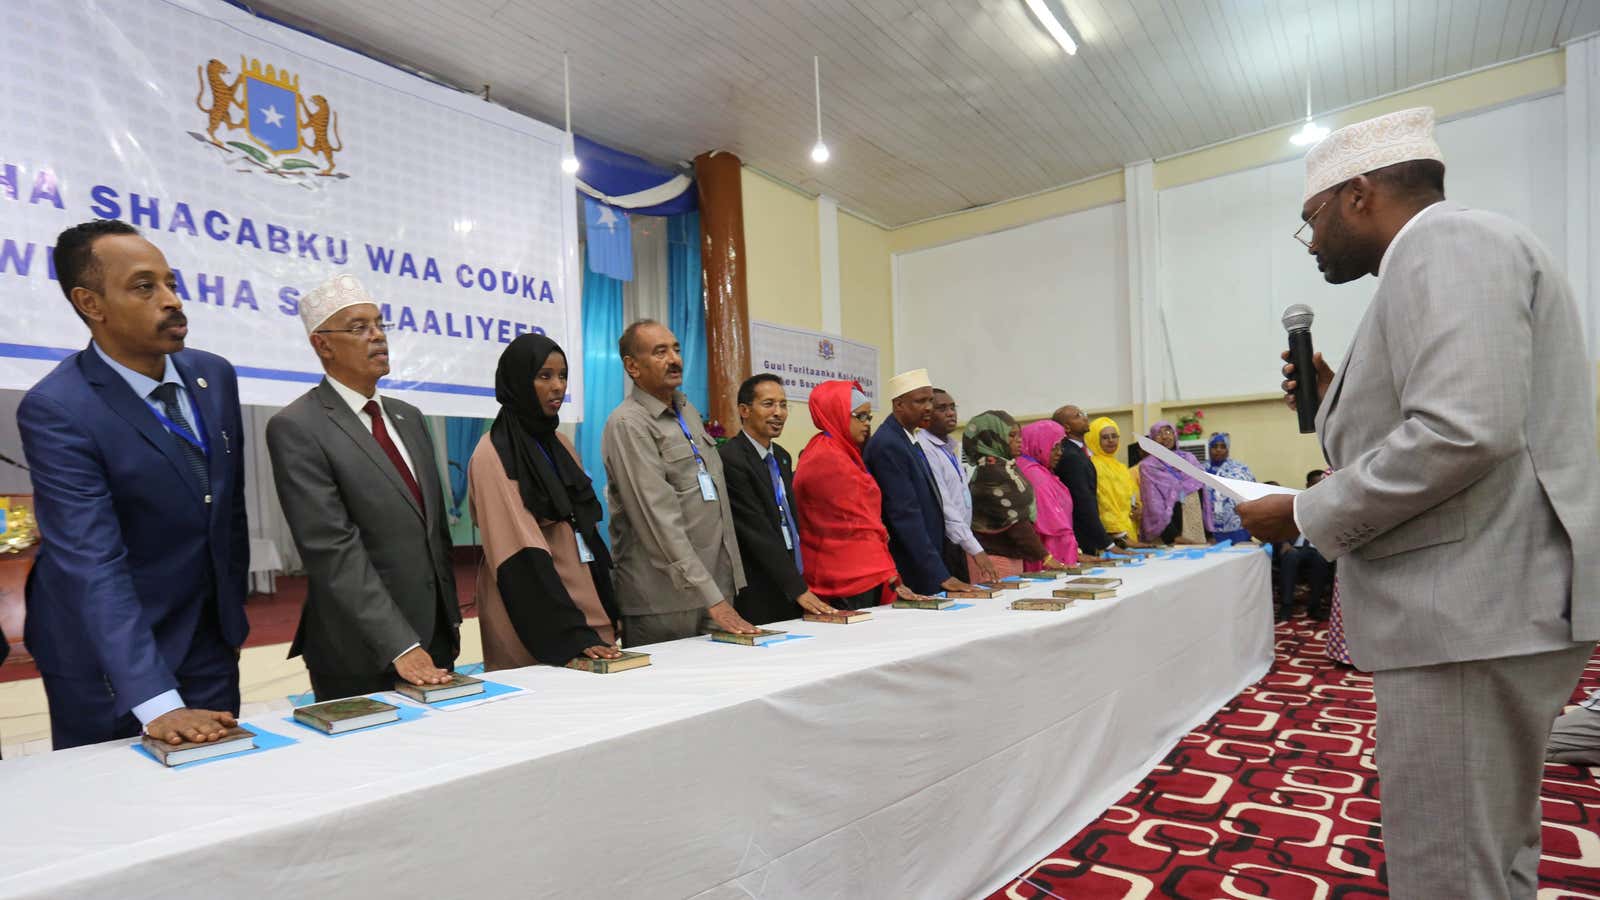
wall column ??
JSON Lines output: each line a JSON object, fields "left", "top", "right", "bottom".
{"left": 1123, "top": 160, "right": 1163, "bottom": 436}
{"left": 693, "top": 150, "right": 752, "bottom": 427}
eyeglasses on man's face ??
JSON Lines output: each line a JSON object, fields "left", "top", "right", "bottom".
{"left": 1294, "top": 180, "right": 1349, "bottom": 249}
{"left": 315, "top": 320, "right": 393, "bottom": 337}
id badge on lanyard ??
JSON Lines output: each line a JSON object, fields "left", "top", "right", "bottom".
{"left": 697, "top": 464, "right": 718, "bottom": 502}
{"left": 780, "top": 517, "right": 794, "bottom": 550}
{"left": 574, "top": 529, "right": 596, "bottom": 563}
{"left": 673, "top": 405, "right": 719, "bottom": 502}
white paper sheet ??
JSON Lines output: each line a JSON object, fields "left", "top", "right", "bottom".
{"left": 1136, "top": 437, "right": 1302, "bottom": 504}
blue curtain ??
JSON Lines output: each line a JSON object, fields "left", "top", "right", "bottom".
{"left": 577, "top": 246, "right": 627, "bottom": 535}
{"left": 667, "top": 211, "right": 708, "bottom": 414}
{"left": 444, "top": 418, "right": 482, "bottom": 519}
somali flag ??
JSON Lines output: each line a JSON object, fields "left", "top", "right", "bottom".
{"left": 584, "top": 196, "right": 632, "bottom": 282}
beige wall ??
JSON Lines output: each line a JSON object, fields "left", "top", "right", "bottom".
{"left": 738, "top": 168, "right": 899, "bottom": 459}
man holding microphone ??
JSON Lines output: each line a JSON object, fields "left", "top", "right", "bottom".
{"left": 1238, "top": 108, "right": 1599, "bottom": 898}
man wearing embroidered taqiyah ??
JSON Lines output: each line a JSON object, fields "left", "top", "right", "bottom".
{"left": 267, "top": 273, "right": 461, "bottom": 700}
{"left": 1238, "top": 107, "right": 1600, "bottom": 900}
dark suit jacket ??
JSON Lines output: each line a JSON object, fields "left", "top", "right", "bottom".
{"left": 17, "top": 345, "right": 249, "bottom": 719}
{"left": 863, "top": 418, "right": 949, "bottom": 595}
{"left": 718, "top": 433, "right": 808, "bottom": 625}
{"left": 1054, "top": 440, "right": 1112, "bottom": 554}
{"left": 266, "top": 379, "right": 459, "bottom": 682}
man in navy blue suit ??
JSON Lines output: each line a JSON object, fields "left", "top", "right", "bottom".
{"left": 862, "top": 368, "right": 978, "bottom": 597}
{"left": 18, "top": 220, "right": 249, "bottom": 751}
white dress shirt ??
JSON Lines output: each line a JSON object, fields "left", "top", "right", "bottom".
{"left": 326, "top": 375, "right": 422, "bottom": 663}
{"left": 917, "top": 429, "right": 983, "bottom": 557}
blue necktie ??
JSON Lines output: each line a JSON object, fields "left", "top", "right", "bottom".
{"left": 764, "top": 452, "right": 803, "bottom": 573}
{"left": 150, "top": 382, "right": 209, "bottom": 495}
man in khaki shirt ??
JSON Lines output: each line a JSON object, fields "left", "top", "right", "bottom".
{"left": 601, "top": 319, "right": 758, "bottom": 646}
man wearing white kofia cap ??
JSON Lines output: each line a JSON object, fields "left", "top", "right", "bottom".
{"left": 862, "top": 368, "right": 979, "bottom": 596}
{"left": 267, "top": 274, "right": 460, "bottom": 700}
{"left": 1237, "top": 107, "right": 1600, "bottom": 897}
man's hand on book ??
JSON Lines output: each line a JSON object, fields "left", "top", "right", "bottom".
{"left": 797, "top": 591, "right": 842, "bottom": 617}
{"left": 708, "top": 600, "right": 759, "bottom": 634}
{"left": 972, "top": 553, "right": 1000, "bottom": 584}
{"left": 395, "top": 646, "right": 453, "bottom": 686}
{"left": 581, "top": 644, "right": 623, "bottom": 660}
{"left": 145, "top": 707, "right": 236, "bottom": 746}
{"left": 941, "top": 577, "right": 977, "bottom": 593}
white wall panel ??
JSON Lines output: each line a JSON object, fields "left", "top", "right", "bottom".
{"left": 893, "top": 203, "right": 1130, "bottom": 415}
{"left": 1158, "top": 94, "right": 1566, "bottom": 400}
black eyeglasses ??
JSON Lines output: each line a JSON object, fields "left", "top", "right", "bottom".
{"left": 314, "top": 321, "right": 393, "bottom": 337}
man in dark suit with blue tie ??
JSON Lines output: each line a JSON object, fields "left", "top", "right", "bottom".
{"left": 17, "top": 221, "right": 249, "bottom": 751}
{"left": 718, "top": 374, "right": 842, "bottom": 625}
{"left": 863, "top": 368, "right": 978, "bottom": 596}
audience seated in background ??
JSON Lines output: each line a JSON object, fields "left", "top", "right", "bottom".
{"left": 467, "top": 334, "right": 620, "bottom": 670}
{"left": 1085, "top": 417, "right": 1144, "bottom": 548}
{"left": 1016, "top": 420, "right": 1080, "bottom": 568}
{"left": 1202, "top": 432, "right": 1257, "bottom": 544}
{"left": 1547, "top": 688, "right": 1600, "bottom": 766}
{"left": 1274, "top": 469, "right": 1335, "bottom": 623}
{"left": 792, "top": 380, "right": 921, "bottom": 610}
{"left": 1136, "top": 421, "right": 1211, "bottom": 545}
{"left": 963, "top": 411, "right": 1066, "bottom": 576}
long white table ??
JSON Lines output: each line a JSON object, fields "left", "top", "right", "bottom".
{"left": 0, "top": 549, "right": 1272, "bottom": 900}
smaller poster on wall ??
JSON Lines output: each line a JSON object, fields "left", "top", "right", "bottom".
{"left": 750, "top": 321, "right": 879, "bottom": 403}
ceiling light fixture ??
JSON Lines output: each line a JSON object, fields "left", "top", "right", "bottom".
{"left": 561, "top": 54, "right": 580, "bottom": 175}
{"left": 1023, "top": 0, "right": 1078, "bottom": 55}
{"left": 810, "top": 56, "right": 830, "bottom": 164}
{"left": 1289, "top": 35, "right": 1328, "bottom": 147}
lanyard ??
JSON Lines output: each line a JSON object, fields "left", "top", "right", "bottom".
{"left": 934, "top": 440, "right": 963, "bottom": 480}
{"left": 149, "top": 390, "right": 210, "bottom": 457}
{"left": 764, "top": 453, "right": 791, "bottom": 521}
{"left": 671, "top": 404, "right": 707, "bottom": 469}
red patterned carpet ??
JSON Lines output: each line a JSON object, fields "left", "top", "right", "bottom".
{"left": 986, "top": 614, "right": 1600, "bottom": 900}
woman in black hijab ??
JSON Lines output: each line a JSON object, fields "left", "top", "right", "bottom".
{"left": 467, "top": 333, "right": 622, "bottom": 668}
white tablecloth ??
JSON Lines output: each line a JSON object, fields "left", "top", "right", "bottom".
{"left": 0, "top": 550, "right": 1272, "bottom": 900}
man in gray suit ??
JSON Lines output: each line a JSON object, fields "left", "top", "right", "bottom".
{"left": 267, "top": 274, "right": 459, "bottom": 701}
{"left": 1240, "top": 107, "right": 1599, "bottom": 899}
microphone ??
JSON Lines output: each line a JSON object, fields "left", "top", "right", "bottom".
{"left": 1282, "top": 304, "right": 1317, "bottom": 434}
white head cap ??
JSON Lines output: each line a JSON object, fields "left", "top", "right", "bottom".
{"left": 1303, "top": 107, "right": 1443, "bottom": 203}
{"left": 886, "top": 368, "right": 932, "bottom": 400}
{"left": 299, "top": 272, "right": 378, "bottom": 335}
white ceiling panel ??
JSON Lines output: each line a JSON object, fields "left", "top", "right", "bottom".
{"left": 248, "top": 0, "right": 1600, "bottom": 226}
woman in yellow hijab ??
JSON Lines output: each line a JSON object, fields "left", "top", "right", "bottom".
{"left": 1086, "top": 417, "right": 1141, "bottom": 545}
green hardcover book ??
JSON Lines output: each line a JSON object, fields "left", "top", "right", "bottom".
{"left": 803, "top": 610, "right": 874, "bottom": 624}
{"left": 942, "top": 588, "right": 996, "bottom": 600}
{"left": 565, "top": 650, "right": 652, "bottom": 673}
{"left": 710, "top": 628, "right": 788, "bottom": 646}
{"left": 892, "top": 597, "right": 956, "bottom": 610}
{"left": 991, "top": 579, "right": 1031, "bottom": 592}
{"left": 1011, "top": 598, "right": 1071, "bottom": 611}
{"left": 1015, "top": 572, "right": 1058, "bottom": 582}
{"left": 1054, "top": 587, "right": 1118, "bottom": 600}
{"left": 394, "top": 672, "right": 484, "bottom": 703}
{"left": 141, "top": 726, "right": 256, "bottom": 767}
{"left": 294, "top": 696, "right": 400, "bottom": 734}
{"left": 1064, "top": 576, "right": 1123, "bottom": 589}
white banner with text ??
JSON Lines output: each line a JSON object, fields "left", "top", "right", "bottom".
{"left": 750, "top": 320, "right": 879, "bottom": 403}
{"left": 0, "top": 0, "right": 580, "bottom": 418}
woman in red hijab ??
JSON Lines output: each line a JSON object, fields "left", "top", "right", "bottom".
{"left": 793, "top": 380, "right": 919, "bottom": 609}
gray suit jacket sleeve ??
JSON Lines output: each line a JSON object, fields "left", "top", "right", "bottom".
{"left": 1298, "top": 217, "right": 1535, "bottom": 559}
{"left": 266, "top": 411, "right": 421, "bottom": 667}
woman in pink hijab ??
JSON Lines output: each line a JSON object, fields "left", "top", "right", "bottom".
{"left": 1016, "top": 420, "right": 1080, "bottom": 567}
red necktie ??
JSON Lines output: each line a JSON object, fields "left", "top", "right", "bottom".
{"left": 363, "top": 400, "right": 424, "bottom": 509}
